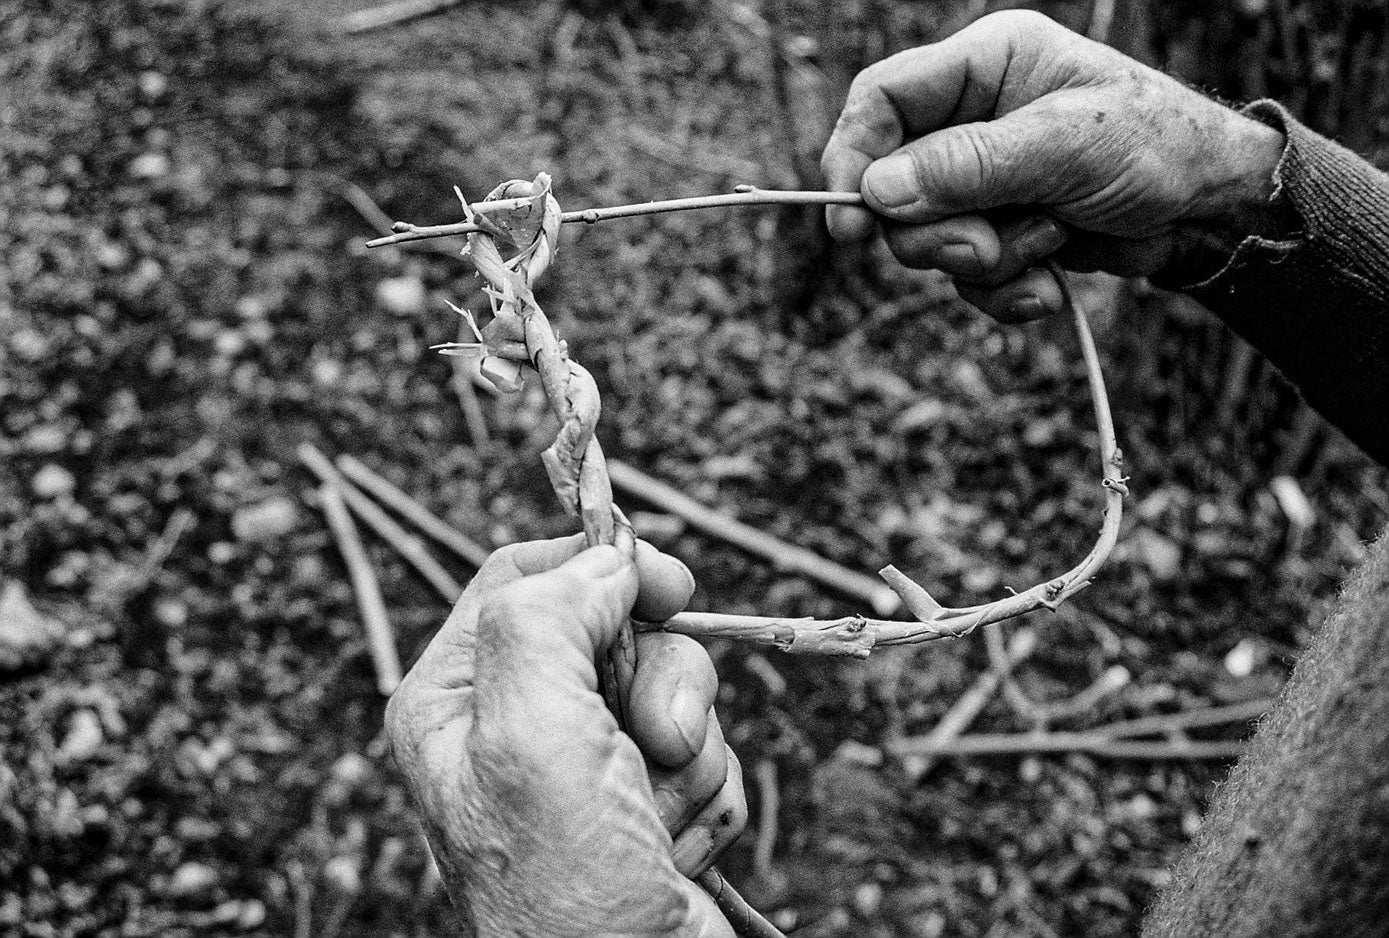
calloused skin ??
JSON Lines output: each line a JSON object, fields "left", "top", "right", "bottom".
{"left": 387, "top": 536, "right": 742, "bottom": 936}
{"left": 388, "top": 13, "right": 1293, "bottom": 937}
{"left": 822, "top": 10, "right": 1287, "bottom": 322}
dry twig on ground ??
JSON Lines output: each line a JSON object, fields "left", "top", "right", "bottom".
{"left": 902, "top": 627, "right": 1038, "bottom": 781}
{"left": 608, "top": 459, "right": 900, "bottom": 614}
{"left": 891, "top": 733, "right": 1248, "bottom": 762}
{"left": 340, "top": 0, "right": 463, "bottom": 35}
{"left": 315, "top": 480, "right": 402, "bottom": 696}
{"left": 889, "top": 699, "right": 1274, "bottom": 762}
{"left": 301, "top": 444, "right": 464, "bottom": 604}
{"left": 334, "top": 454, "right": 493, "bottom": 569}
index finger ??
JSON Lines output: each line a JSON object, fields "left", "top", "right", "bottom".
{"left": 821, "top": 13, "right": 1024, "bottom": 241}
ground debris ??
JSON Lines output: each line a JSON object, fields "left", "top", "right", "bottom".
{"left": 0, "top": 581, "right": 65, "bottom": 671}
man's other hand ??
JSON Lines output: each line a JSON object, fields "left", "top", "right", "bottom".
{"left": 822, "top": 10, "right": 1286, "bottom": 321}
{"left": 387, "top": 535, "right": 743, "bottom": 937}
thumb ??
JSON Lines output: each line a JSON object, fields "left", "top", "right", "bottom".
{"left": 861, "top": 111, "right": 1064, "bottom": 225}
{"left": 471, "top": 544, "right": 638, "bottom": 719}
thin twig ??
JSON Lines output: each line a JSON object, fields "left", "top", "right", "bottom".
{"left": 902, "top": 627, "right": 1037, "bottom": 781}
{"left": 365, "top": 187, "right": 864, "bottom": 248}
{"left": 340, "top": 182, "right": 459, "bottom": 256}
{"left": 889, "top": 732, "right": 1248, "bottom": 761}
{"left": 316, "top": 481, "right": 403, "bottom": 696}
{"left": 625, "top": 126, "right": 765, "bottom": 180}
{"left": 639, "top": 264, "right": 1128, "bottom": 655}
{"left": 452, "top": 315, "right": 491, "bottom": 445}
{"left": 890, "top": 698, "right": 1274, "bottom": 760}
{"left": 334, "top": 454, "right": 492, "bottom": 569}
{"left": 751, "top": 758, "right": 780, "bottom": 882}
{"left": 135, "top": 507, "right": 195, "bottom": 585}
{"left": 762, "top": 0, "right": 814, "bottom": 188}
{"left": 1087, "top": 0, "right": 1118, "bottom": 44}
{"left": 985, "top": 623, "right": 1129, "bottom": 727}
{"left": 301, "top": 444, "right": 464, "bottom": 604}
{"left": 608, "top": 459, "right": 901, "bottom": 614}
{"left": 1089, "top": 698, "right": 1274, "bottom": 740}
{"left": 698, "top": 869, "right": 785, "bottom": 938}
{"left": 340, "top": 0, "right": 464, "bottom": 35}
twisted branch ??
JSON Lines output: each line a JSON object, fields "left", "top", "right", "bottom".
{"left": 637, "top": 261, "right": 1127, "bottom": 655}
{"left": 455, "top": 175, "right": 777, "bottom": 937}
{"left": 454, "top": 174, "right": 638, "bottom": 716}
{"left": 422, "top": 178, "right": 1128, "bottom": 938}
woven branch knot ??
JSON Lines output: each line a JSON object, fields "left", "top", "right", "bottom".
{"left": 445, "top": 173, "right": 624, "bottom": 548}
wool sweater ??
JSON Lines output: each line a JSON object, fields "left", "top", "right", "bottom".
{"left": 1179, "top": 101, "right": 1389, "bottom": 467}
{"left": 1142, "top": 104, "right": 1389, "bottom": 935}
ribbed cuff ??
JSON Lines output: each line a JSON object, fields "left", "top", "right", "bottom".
{"left": 1175, "top": 101, "right": 1389, "bottom": 466}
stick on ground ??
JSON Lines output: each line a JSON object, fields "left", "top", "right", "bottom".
{"left": 889, "top": 732, "right": 1248, "bottom": 762}
{"left": 334, "top": 454, "right": 492, "bottom": 568}
{"left": 317, "top": 481, "right": 403, "bottom": 697}
{"left": 890, "top": 699, "right": 1274, "bottom": 762}
{"left": 340, "top": 0, "right": 464, "bottom": 35}
{"left": 301, "top": 444, "right": 464, "bottom": 603}
{"left": 607, "top": 459, "right": 901, "bottom": 615}
{"left": 902, "top": 627, "right": 1037, "bottom": 781}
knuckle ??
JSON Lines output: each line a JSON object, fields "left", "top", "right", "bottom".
{"left": 478, "top": 581, "right": 525, "bottom": 628}
{"left": 959, "top": 127, "right": 999, "bottom": 192}
{"left": 979, "top": 8, "right": 1056, "bottom": 37}
{"left": 480, "top": 541, "right": 524, "bottom": 575}
{"left": 477, "top": 579, "right": 551, "bottom": 639}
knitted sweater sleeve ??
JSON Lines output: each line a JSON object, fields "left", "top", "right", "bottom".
{"left": 1178, "top": 101, "right": 1389, "bottom": 466}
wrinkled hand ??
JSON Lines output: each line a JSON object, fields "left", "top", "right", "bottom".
{"left": 822, "top": 10, "right": 1286, "bottom": 321}
{"left": 387, "top": 535, "right": 744, "bottom": 937}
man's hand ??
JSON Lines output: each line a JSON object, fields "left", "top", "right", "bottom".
{"left": 822, "top": 10, "right": 1287, "bottom": 321}
{"left": 387, "top": 535, "right": 743, "bottom": 937}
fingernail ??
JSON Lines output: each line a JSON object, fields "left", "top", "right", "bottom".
{"left": 864, "top": 153, "right": 920, "bottom": 209}
{"left": 668, "top": 679, "right": 706, "bottom": 760}
{"left": 933, "top": 243, "right": 983, "bottom": 276}
{"left": 1014, "top": 217, "right": 1067, "bottom": 258}
{"left": 665, "top": 555, "right": 695, "bottom": 598}
{"left": 1005, "top": 295, "right": 1047, "bottom": 322}
{"left": 671, "top": 825, "right": 715, "bottom": 877}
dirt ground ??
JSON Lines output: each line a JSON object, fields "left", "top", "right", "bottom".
{"left": 2, "top": 1, "right": 1386, "bottom": 935}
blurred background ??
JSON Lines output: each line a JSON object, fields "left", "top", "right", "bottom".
{"left": 2, "top": 0, "right": 1386, "bottom": 934}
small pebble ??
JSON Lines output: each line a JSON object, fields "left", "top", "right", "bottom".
{"left": 322, "top": 855, "right": 361, "bottom": 894}
{"left": 1224, "top": 638, "right": 1262, "bottom": 678}
{"left": 231, "top": 497, "right": 299, "bottom": 543}
{"left": 330, "top": 752, "right": 373, "bottom": 788}
{"left": 56, "top": 710, "right": 104, "bottom": 764}
{"left": 375, "top": 275, "right": 426, "bottom": 315}
{"left": 1133, "top": 528, "right": 1183, "bottom": 583}
{"left": 237, "top": 898, "right": 268, "bottom": 929}
{"left": 853, "top": 881, "right": 883, "bottom": 918}
{"left": 24, "top": 425, "right": 68, "bottom": 454}
{"left": 129, "top": 152, "right": 170, "bottom": 179}
{"left": 32, "top": 464, "right": 75, "bottom": 499}
{"left": 166, "top": 861, "right": 219, "bottom": 900}
{"left": 49, "top": 789, "right": 84, "bottom": 839}
{"left": 137, "top": 70, "right": 167, "bottom": 98}
{"left": 0, "top": 581, "right": 65, "bottom": 670}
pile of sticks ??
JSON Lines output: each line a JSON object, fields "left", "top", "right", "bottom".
{"left": 298, "top": 443, "right": 485, "bottom": 695}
